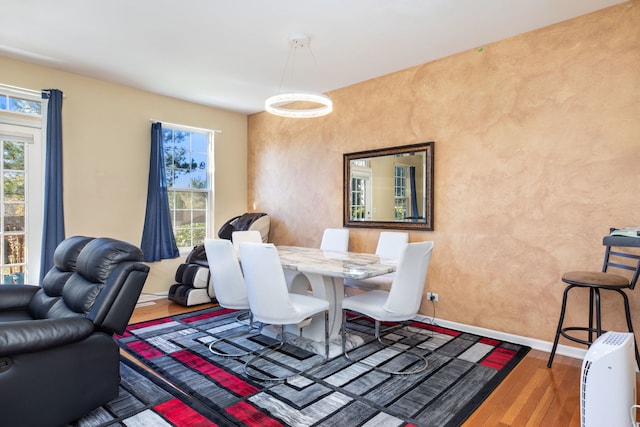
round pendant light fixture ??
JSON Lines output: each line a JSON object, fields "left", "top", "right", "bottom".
{"left": 265, "top": 92, "right": 332, "bottom": 118}
{"left": 265, "top": 34, "right": 333, "bottom": 118}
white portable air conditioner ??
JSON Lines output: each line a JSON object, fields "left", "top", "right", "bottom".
{"left": 581, "top": 331, "right": 636, "bottom": 427}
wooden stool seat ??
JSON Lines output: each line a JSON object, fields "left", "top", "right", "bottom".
{"left": 562, "top": 271, "right": 629, "bottom": 288}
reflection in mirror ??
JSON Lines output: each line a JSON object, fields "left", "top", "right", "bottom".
{"left": 343, "top": 142, "right": 434, "bottom": 231}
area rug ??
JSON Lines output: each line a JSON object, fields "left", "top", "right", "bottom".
{"left": 69, "top": 357, "right": 229, "bottom": 426}
{"left": 116, "top": 307, "right": 530, "bottom": 427}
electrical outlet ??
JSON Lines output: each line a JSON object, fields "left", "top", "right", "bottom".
{"left": 426, "top": 292, "right": 439, "bottom": 302}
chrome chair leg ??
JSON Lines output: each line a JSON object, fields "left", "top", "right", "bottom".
{"left": 244, "top": 312, "right": 330, "bottom": 382}
{"left": 342, "top": 310, "right": 428, "bottom": 375}
{"left": 208, "top": 311, "right": 262, "bottom": 358}
{"left": 236, "top": 310, "right": 254, "bottom": 327}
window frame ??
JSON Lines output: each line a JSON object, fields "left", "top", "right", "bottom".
{"left": 162, "top": 124, "right": 214, "bottom": 251}
{"left": 394, "top": 164, "right": 409, "bottom": 220}
{"left": 349, "top": 167, "right": 372, "bottom": 220}
{"left": 0, "top": 93, "right": 44, "bottom": 284}
{"left": 0, "top": 92, "right": 42, "bottom": 117}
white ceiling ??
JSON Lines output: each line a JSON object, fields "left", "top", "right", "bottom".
{"left": 0, "top": 0, "right": 626, "bottom": 115}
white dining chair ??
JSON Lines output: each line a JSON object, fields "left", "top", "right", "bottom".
{"left": 341, "top": 241, "right": 434, "bottom": 375}
{"left": 375, "top": 231, "right": 409, "bottom": 260}
{"left": 239, "top": 242, "right": 330, "bottom": 381}
{"left": 320, "top": 228, "right": 350, "bottom": 252}
{"left": 231, "top": 230, "right": 263, "bottom": 255}
{"left": 344, "top": 231, "right": 409, "bottom": 291}
{"left": 203, "top": 238, "right": 257, "bottom": 357}
{"left": 287, "top": 227, "right": 350, "bottom": 294}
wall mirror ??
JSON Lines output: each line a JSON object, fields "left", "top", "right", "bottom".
{"left": 343, "top": 142, "right": 434, "bottom": 231}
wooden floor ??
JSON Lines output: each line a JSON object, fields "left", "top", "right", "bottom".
{"left": 129, "top": 297, "right": 216, "bottom": 324}
{"left": 128, "top": 298, "right": 640, "bottom": 427}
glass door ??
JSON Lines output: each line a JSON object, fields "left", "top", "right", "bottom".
{"left": 0, "top": 124, "right": 42, "bottom": 284}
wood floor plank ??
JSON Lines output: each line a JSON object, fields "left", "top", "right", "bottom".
{"left": 539, "top": 356, "right": 582, "bottom": 426}
{"left": 503, "top": 366, "right": 550, "bottom": 425}
{"left": 521, "top": 360, "right": 574, "bottom": 425}
{"left": 522, "top": 373, "right": 564, "bottom": 426}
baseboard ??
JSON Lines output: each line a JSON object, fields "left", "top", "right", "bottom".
{"left": 138, "top": 292, "right": 168, "bottom": 300}
{"left": 413, "top": 313, "right": 587, "bottom": 361}
{"left": 136, "top": 293, "right": 169, "bottom": 304}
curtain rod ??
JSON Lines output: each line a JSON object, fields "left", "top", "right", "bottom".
{"left": 148, "top": 118, "right": 222, "bottom": 134}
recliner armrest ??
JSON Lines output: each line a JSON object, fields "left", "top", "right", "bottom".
{"left": 0, "top": 285, "right": 40, "bottom": 311}
{"left": 89, "top": 262, "right": 150, "bottom": 335}
{"left": 0, "top": 317, "right": 95, "bottom": 357}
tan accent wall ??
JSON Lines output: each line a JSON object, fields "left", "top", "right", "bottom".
{"left": 0, "top": 56, "right": 248, "bottom": 293}
{"left": 248, "top": 2, "right": 640, "bottom": 344}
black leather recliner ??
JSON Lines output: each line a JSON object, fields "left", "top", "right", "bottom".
{"left": 0, "top": 236, "right": 150, "bottom": 427}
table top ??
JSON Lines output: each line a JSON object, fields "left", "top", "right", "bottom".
{"left": 277, "top": 245, "right": 396, "bottom": 280}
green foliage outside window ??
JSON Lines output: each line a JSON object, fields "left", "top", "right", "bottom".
{"left": 163, "top": 127, "right": 210, "bottom": 249}
{"left": 1, "top": 140, "right": 26, "bottom": 283}
{"left": 0, "top": 95, "right": 41, "bottom": 116}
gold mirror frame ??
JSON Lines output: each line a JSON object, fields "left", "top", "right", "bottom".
{"left": 343, "top": 142, "right": 434, "bottom": 231}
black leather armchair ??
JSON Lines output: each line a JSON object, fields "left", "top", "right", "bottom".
{"left": 0, "top": 236, "right": 150, "bottom": 427}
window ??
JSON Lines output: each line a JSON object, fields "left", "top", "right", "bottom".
{"left": 0, "top": 85, "right": 43, "bottom": 284}
{"left": 0, "top": 92, "right": 42, "bottom": 116}
{"left": 394, "top": 165, "right": 408, "bottom": 220}
{"left": 350, "top": 176, "right": 367, "bottom": 220}
{"left": 1, "top": 137, "right": 27, "bottom": 283}
{"left": 163, "top": 126, "right": 213, "bottom": 250}
{"left": 349, "top": 168, "right": 372, "bottom": 221}
{"left": 0, "top": 126, "right": 43, "bottom": 284}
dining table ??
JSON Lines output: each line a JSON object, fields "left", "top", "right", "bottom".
{"left": 276, "top": 245, "right": 396, "bottom": 343}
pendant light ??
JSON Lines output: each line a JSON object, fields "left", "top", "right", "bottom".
{"left": 265, "top": 34, "right": 333, "bottom": 118}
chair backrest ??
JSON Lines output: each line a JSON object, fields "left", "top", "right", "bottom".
{"left": 28, "top": 236, "right": 150, "bottom": 334}
{"left": 320, "top": 228, "right": 349, "bottom": 252}
{"left": 204, "top": 238, "right": 249, "bottom": 309}
{"left": 602, "top": 235, "right": 640, "bottom": 289}
{"left": 238, "top": 242, "right": 295, "bottom": 324}
{"left": 384, "top": 241, "right": 434, "bottom": 316}
{"left": 375, "top": 231, "right": 409, "bottom": 261}
{"left": 232, "top": 230, "right": 263, "bottom": 254}
{"left": 27, "top": 236, "right": 94, "bottom": 319}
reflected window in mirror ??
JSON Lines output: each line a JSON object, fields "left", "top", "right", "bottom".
{"left": 343, "top": 142, "right": 434, "bottom": 231}
{"left": 395, "top": 165, "right": 409, "bottom": 220}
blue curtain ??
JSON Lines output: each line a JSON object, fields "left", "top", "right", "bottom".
{"left": 39, "top": 89, "right": 65, "bottom": 281}
{"left": 140, "top": 122, "right": 179, "bottom": 261}
{"left": 409, "top": 166, "right": 419, "bottom": 218}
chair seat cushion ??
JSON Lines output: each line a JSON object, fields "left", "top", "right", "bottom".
{"left": 275, "top": 293, "right": 329, "bottom": 325}
{"left": 343, "top": 290, "right": 413, "bottom": 322}
{"left": 562, "top": 271, "right": 630, "bottom": 288}
{"left": 0, "top": 309, "right": 32, "bottom": 322}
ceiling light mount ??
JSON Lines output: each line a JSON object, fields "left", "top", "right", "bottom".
{"left": 265, "top": 33, "right": 333, "bottom": 119}
{"left": 288, "top": 33, "right": 309, "bottom": 49}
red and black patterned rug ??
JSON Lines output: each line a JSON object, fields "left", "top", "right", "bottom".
{"left": 110, "top": 306, "right": 529, "bottom": 426}
{"left": 69, "top": 356, "right": 228, "bottom": 426}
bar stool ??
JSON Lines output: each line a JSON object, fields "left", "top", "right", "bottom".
{"left": 547, "top": 234, "right": 640, "bottom": 369}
